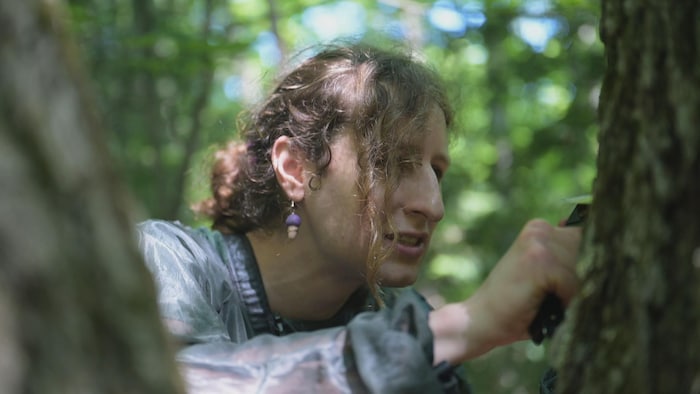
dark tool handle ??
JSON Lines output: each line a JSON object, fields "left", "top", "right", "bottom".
{"left": 529, "top": 294, "right": 565, "bottom": 344}
{"left": 528, "top": 204, "right": 589, "bottom": 344}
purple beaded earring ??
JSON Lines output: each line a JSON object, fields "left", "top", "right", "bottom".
{"left": 285, "top": 201, "right": 302, "bottom": 240}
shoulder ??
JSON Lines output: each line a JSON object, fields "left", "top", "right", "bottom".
{"left": 137, "top": 219, "right": 192, "bottom": 243}
{"left": 137, "top": 220, "right": 196, "bottom": 258}
{"left": 136, "top": 220, "right": 227, "bottom": 268}
{"left": 136, "top": 219, "right": 253, "bottom": 272}
{"left": 137, "top": 219, "right": 225, "bottom": 253}
{"left": 137, "top": 219, "right": 201, "bottom": 243}
{"left": 137, "top": 220, "right": 246, "bottom": 342}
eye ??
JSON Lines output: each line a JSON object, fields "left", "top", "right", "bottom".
{"left": 432, "top": 165, "right": 444, "bottom": 181}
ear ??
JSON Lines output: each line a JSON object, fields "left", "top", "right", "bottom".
{"left": 271, "top": 136, "right": 306, "bottom": 201}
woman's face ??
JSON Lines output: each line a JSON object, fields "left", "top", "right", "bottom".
{"left": 301, "top": 104, "right": 449, "bottom": 287}
{"left": 376, "top": 106, "right": 449, "bottom": 286}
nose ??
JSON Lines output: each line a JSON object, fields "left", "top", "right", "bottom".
{"left": 401, "top": 166, "right": 445, "bottom": 223}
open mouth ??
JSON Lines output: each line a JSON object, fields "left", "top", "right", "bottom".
{"left": 385, "top": 233, "right": 424, "bottom": 247}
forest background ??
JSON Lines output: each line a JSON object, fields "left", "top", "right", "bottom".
{"left": 65, "top": 0, "right": 602, "bottom": 392}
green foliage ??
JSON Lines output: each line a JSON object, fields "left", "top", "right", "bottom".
{"left": 66, "top": 0, "right": 603, "bottom": 392}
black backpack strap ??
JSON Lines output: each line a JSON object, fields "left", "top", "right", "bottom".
{"left": 434, "top": 361, "right": 472, "bottom": 394}
{"left": 220, "top": 233, "right": 279, "bottom": 336}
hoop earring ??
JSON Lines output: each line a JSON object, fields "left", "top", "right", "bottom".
{"left": 285, "top": 201, "right": 302, "bottom": 240}
{"left": 308, "top": 174, "right": 321, "bottom": 191}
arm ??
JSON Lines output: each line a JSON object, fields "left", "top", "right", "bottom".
{"left": 178, "top": 293, "right": 456, "bottom": 394}
{"left": 137, "top": 220, "right": 466, "bottom": 393}
{"left": 430, "top": 219, "right": 582, "bottom": 365}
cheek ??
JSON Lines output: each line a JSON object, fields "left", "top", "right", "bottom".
{"left": 324, "top": 192, "right": 366, "bottom": 239}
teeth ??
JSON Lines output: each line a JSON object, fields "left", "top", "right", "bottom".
{"left": 397, "top": 235, "right": 420, "bottom": 246}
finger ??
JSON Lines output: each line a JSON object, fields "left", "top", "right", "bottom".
{"left": 526, "top": 224, "right": 582, "bottom": 304}
{"left": 543, "top": 234, "right": 582, "bottom": 304}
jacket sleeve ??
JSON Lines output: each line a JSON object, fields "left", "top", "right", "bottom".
{"left": 137, "top": 220, "right": 468, "bottom": 394}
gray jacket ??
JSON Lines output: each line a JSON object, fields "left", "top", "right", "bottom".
{"left": 137, "top": 220, "right": 469, "bottom": 393}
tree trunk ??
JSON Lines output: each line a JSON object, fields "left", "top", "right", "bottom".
{"left": 0, "top": 1, "right": 184, "bottom": 393}
{"left": 554, "top": 0, "right": 700, "bottom": 393}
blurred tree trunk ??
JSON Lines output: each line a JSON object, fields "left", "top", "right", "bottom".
{"left": 554, "top": 0, "right": 700, "bottom": 393}
{"left": 0, "top": 1, "right": 184, "bottom": 393}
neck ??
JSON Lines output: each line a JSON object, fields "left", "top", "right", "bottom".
{"left": 247, "top": 229, "right": 365, "bottom": 321}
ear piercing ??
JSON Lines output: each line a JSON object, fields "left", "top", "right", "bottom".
{"left": 285, "top": 201, "right": 301, "bottom": 239}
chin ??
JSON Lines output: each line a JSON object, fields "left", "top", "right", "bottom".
{"left": 378, "top": 266, "right": 420, "bottom": 287}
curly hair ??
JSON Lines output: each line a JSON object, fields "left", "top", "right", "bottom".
{"left": 195, "top": 42, "right": 453, "bottom": 295}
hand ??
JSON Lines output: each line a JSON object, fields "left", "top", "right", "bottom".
{"left": 430, "top": 219, "right": 582, "bottom": 365}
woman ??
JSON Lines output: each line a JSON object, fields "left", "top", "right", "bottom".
{"left": 137, "top": 43, "right": 581, "bottom": 393}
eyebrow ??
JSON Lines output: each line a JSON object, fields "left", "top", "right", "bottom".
{"left": 397, "top": 141, "right": 451, "bottom": 168}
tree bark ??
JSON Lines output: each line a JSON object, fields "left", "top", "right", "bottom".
{"left": 554, "top": 0, "right": 700, "bottom": 393}
{"left": 0, "top": 1, "right": 184, "bottom": 393}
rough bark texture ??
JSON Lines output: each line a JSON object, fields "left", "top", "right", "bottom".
{"left": 554, "top": 0, "right": 700, "bottom": 393}
{"left": 0, "top": 1, "right": 184, "bottom": 393}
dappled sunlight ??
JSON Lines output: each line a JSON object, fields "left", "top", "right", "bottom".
{"left": 66, "top": 0, "right": 603, "bottom": 391}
